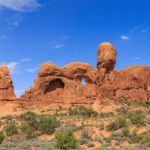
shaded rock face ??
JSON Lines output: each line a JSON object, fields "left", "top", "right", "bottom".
{"left": 0, "top": 66, "right": 16, "bottom": 101}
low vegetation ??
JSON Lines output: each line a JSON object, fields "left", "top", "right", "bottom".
{"left": 39, "top": 115, "right": 60, "bottom": 134}
{"left": 55, "top": 129, "right": 79, "bottom": 150}
{"left": 0, "top": 102, "right": 149, "bottom": 150}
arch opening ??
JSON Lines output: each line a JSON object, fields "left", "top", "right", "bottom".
{"left": 81, "top": 78, "right": 86, "bottom": 86}
{"left": 44, "top": 78, "right": 65, "bottom": 94}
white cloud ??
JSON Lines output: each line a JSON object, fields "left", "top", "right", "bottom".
{"left": 54, "top": 44, "right": 64, "bottom": 49}
{"left": 15, "top": 89, "right": 24, "bottom": 97}
{"left": 25, "top": 67, "right": 37, "bottom": 73}
{"left": 120, "top": 35, "right": 130, "bottom": 40}
{"left": 21, "top": 58, "right": 32, "bottom": 62}
{"left": 7, "top": 62, "right": 18, "bottom": 73}
{"left": 0, "top": 0, "right": 40, "bottom": 12}
{"left": 1, "top": 62, "right": 19, "bottom": 74}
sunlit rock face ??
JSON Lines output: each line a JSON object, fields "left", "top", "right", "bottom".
{"left": 1, "top": 42, "right": 150, "bottom": 108}
{"left": 0, "top": 65, "right": 16, "bottom": 101}
{"left": 20, "top": 62, "right": 97, "bottom": 105}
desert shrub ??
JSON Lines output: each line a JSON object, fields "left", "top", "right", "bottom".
{"left": 99, "top": 112, "right": 114, "bottom": 118}
{"left": 128, "top": 111, "right": 145, "bottom": 126}
{"left": 54, "top": 129, "right": 79, "bottom": 150}
{"left": 19, "top": 111, "right": 38, "bottom": 130}
{"left": 119, "top": 98, "right": 131, "bottom": 106}
{"left": 129, "top": 131, "right": 150, "bottom": 144}
{"left": 20, "top": 123, "right": 33, "bottom": 139}
{"left": 81, "top": 128, "right": 91, "bottom": 140}
{"left": 39, "top": 115, "right": 60, "bottom": 134}
{"left": 106, "top": 117, "right": 126, "bottom": 131}
{"left": 88, "top": 142, "right": 95, "bottom": 148}
{"left": 69, "top": 106, "right": 98, "bottom": 117}
{"left": 121, "top": 127, "right": 129, "bottom": 137}
{"left": 0, "top": 131, "right": 4, "bottom": 144}
{"left": 133, "top": 101, "right": 150, "bottom": 108}
{"left": 117, "top": 107, "right": 129, "bottom": 116}
{"left": 2, "top": 115, "right": 13, "bottom": 120}
{"left": 79, "top": 138, "right": 90, "bottom": 145}
{"left": 5, "top": 121, "right": 18, "bottom": 136}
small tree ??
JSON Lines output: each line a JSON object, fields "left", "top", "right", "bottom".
{"left": 39, "top": 115, "right": 60, "bottom": 134}
{"left": 55, "top": 130, "right": 79, "bottom": 150}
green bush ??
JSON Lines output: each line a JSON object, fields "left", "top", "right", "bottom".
{"left": 106, "top": 117, "right": 126, "bottom": 131}
{"left": 129, "top": 111, "right": 145, "bottom": 126}
{"left": 19, "top": 111, "right": 38, "bottom": 130}
{"left": 99, "top": 112, "right": 114, "bottom": 118}
{"left": 55, "top": 129, "right": 79, "bottom": 150}
{"left": 129, "top": 131, "right": 150, "bottom": 144}
{"left": 88, "top": 142, "right": 95, "bottom": 148}
{"left": 2, "top": 115, "right": 13, "bottom": 120}
{"left": 121, "top": 127, "right": 129, "bottom": 137}
{"left": 39, "top": 115, "right": 60, "bottom": 134}
{"left": 5, "top": 122, "right": 18, "bottom": 136}
{"left": 117, "top": 107, "right": 129, "bottom": 116}
{"left": 79, "top": 138, "right": 90, "bottom": 145}
{"left": 69, "top": 106, "right": 98, "bottom": 117}
{"left": 20, "top": 123, "right": 33, "bottom": 139}
{"left": 0, "top": 131, "right": 4, "bottom": 144}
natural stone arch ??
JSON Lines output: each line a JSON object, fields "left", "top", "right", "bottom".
{"left": 44, "top": 78, "right": 65, "bottom": 94}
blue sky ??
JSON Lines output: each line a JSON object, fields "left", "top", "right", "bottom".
{"left": 0, "top": 0, "right": 150, "bottom": 96}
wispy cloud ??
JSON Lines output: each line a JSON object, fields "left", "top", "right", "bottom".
{"left": 53, "top": 44, "right": 64, "bottom": 49}
{"left": 25, "top": 67, "right": 37, "bottom": 73}
{"left": 0, "top": 0, "right": 41, "bottom": 12}
{"left": 7, "top": 13, "right": 22, "bottom": 26}
{"left": 0, "top": 62, "right": 19, "bottom": 74}
{"left": 15, "top": 89, "right": 24, "bottom": 97}
{"left": 120, "top": 35, "right": 130, "bottom": 40}
{"left": 21, "top": 58, "right": 32, "bottom": 62}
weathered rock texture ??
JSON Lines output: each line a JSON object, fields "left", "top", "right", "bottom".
{"left": 1, "top": 42, "right": 150, "bottom": 106}
{"left": 0, "top": 65, "right": 16, "bottom": 101}
{"left": 20, "top": 62, "right": 97, "bottom": 105}
{"left": 20, "top": 42, "right": 150, "bottom": 106}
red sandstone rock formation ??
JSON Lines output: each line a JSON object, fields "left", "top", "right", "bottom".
{"left": 20, "top": 62, "right": 96, "bottom": 105}
{"left": 0, "top": 65, "right": 16, "bottom": 101}
{"left": 1, "top": 42, "right": 150, "bottom": 108}
{"left": 96, "top": 43, "right": 150, "bottom": 103}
